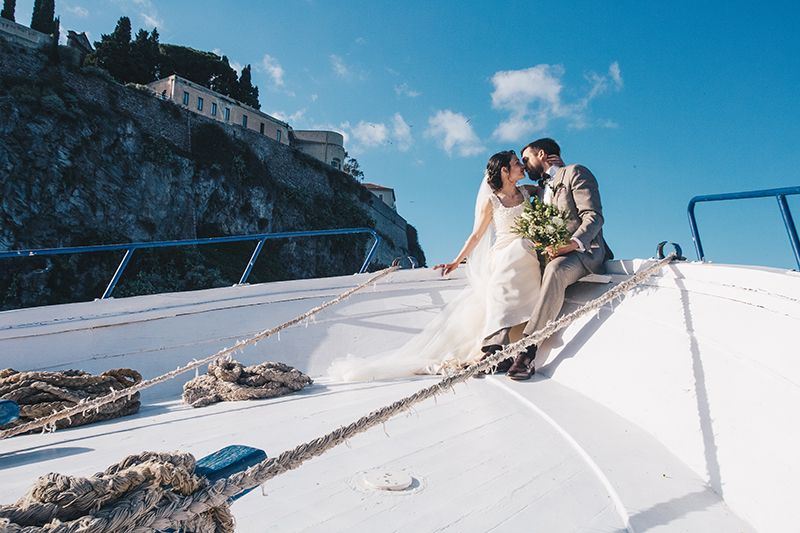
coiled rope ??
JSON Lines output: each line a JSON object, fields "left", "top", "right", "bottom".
{"left": 0, "top": 368, "right": 141, "bottom": 434}
{"left": 0, "top": 255, "right": 675, "bottom": 533}
{"left": 0, "top": 266, "right": 399, "bottom": 440}
{"left": 182, "top": 360, "right": 313, "bottom": 408}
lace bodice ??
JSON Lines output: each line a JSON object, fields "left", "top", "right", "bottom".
{"left": 489, "top": 187, "right": 530, "bottom": 237}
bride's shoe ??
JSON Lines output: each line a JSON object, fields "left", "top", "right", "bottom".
{"left": 474, "top": 345, "right": 513, "bottom": 378}
{"left": 507, "top": 345, "right": 536, "bottom": 380}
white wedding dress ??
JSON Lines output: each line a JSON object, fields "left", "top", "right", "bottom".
{"left": 328, "top": 182, "right": 541, "bottom": 381}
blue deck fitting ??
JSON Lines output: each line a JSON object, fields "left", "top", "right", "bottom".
{"left": 195, "top": 444, "right": 268, "bottom": 501}
{"left": 0, "top": 400, "right": 20, "bottom": 426}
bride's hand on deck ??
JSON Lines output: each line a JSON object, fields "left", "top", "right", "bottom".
{"left": 433, "top": 262, "right": 459, "bottom": 276}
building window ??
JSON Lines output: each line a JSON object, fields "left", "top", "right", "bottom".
{"left": 197, "top": 97, "right": 204, "bottom": 112}
{"left": 224, "top": 107, "right": 231, "bottom": 121}
{"left": 211, "top": 102, "right": 217, "bottom": 116}
{"left": 276, "top": 129, "right": 282, "bottom": 142}
{"left": 242, "top": 115, "right": 248, "bottom": 128}
{"left": 331, "top": 158, "right": 341, "bottom": 170}
{"left": 182, "top": 91, "right": 189, "bottom": 106}
{"left": 259, "top": 123, "right": 265, "bottom": 134}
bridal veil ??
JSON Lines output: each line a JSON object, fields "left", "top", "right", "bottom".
{"left": 327, "top": 178, "right": 495, "bottom": 381}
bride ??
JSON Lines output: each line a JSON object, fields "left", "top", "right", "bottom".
{"left": 329, "top": 150, "right": 541, "bottom": 381}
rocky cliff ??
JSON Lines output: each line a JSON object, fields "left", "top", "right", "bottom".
{"left": 0, "top": 39, "right": 423, "bottom": 310}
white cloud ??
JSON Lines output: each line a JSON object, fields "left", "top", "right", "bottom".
{"left": 331, "top": 114, "right": 414, "bottom": 154}
{"left": 391, "top": 113, "right": 413, "bottom": 151}
{"left": 425, "top": 110, "right": 484, "bottom": 157}
{"left": 65, "top": 5, "right": 89, "bottom": 17}
{"left": 351, "top": 121, "right": 390, "bottom": 148}
{"left": 490, "top": 62, "right": 623, "bottom": 140}
{"left": 261, "top": 54, "right": 285, "bottom": 87}
{"left": 609, "top": 62, "right": 623, "bottom": 89}
{"left": 330, "top": 54, "right": 350, "bottom": 79}
{"left": 271, "top": 109, "right": 306, "bottom": 124}
{"left": 131, "top": 0, "right": 163, "bottom": 28}
{"left": 310, "top": 94, "right": 318, "bottom": 102}
{"left": 355, "top": 37, "right": 366, "bottom": 45}
{"left": 394, "top": 82, "right": 421, "bottom": 98}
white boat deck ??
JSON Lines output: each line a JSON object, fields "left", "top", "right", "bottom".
{"left": 2, "top": 262, "right": 798, "bottom": 532}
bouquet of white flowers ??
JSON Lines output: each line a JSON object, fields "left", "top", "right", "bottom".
{"left": 511, "top": 198, "right": 572, "bottom": 253}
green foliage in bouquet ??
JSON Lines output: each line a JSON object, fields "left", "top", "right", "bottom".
{"left": 511, "top": 198, "right": 572, "bottom": 252}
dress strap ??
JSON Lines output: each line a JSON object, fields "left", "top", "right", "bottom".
{"left": 487, "top": 192, "right": 501, "bottom": 208}
{"left": 519, "top": 186, "right": 530, "bottom": 202}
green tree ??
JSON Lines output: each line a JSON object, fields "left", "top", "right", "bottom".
{"left": 30, "top": 0, "right": 55, "bottom": 34}
{"left": 236, "top": 64, "right": 260, "bottom": 109}
{"left": 87, "top": 16, "right": 132, "bottom": 82}
{"left": 128, "top": 27, "right": 160, "bottom": 83}
{"left": 1, "top": 0, "right": 16, "bottom": 22}
{"left": 212, "top": 55, "right": 239, "bottom": 97}
{"left": 48, "top": 15, "right": 60, "bottom": 64}
{"left": 160, "top": 45, "right": 240, "bottom": 99}
{"left": 343, "top": 154, "right": 364, "bottom": 182}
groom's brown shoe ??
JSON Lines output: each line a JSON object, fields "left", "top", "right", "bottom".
{"left": 507, "top": 344, "right": 537, "bottom": 381}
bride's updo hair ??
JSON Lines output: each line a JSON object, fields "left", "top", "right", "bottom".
{"left": 485, "top": 150, "right": 515, "bottom": 191}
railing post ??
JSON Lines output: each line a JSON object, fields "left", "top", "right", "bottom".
{"left": 102, "top": 248, "right": 135, "bottom": 299}
{"left": 776, "top": 195, "right": 800, "bottom": 270}
{"left": 238, "top": 239, "right": 266, "bottom": 285}
{"left": 359, "top": 233, "right": 381, "bottom": 274}
{"left": 687, "top": 199, "right": 705, "bottom": 261}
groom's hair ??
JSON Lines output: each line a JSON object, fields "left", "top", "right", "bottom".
{"left": 522, "top": 138, "right": 560, "bottom": 156}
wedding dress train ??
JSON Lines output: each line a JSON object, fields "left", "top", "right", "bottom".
{"left": 328, "top": 183, "right": 540, "bottom": 381}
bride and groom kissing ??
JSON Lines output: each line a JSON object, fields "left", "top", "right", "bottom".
{"left": 329, "top": 138, "right": 612, "bottom": 383}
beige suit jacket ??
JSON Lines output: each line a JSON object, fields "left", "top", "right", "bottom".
{"left": 541, "top": 164, "right": 612, "bottom": 273}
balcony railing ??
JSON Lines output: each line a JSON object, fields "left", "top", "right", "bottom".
{"left": 0, "top": 228, "right": 381, "bottom": 300}
{"left": 687, "top": 186, "right": 800, "bottom": 270}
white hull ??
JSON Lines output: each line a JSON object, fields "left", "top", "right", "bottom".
{"left": 2, "top": 260, "right": 798, "bottom": 532}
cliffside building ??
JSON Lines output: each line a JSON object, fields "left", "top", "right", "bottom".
{"left": 0, "top": 18, "right": 51, "bottom": 49}
{"left": 363, "top": 183, "right": 396, "bottom": 210}
{"left": 290, "top": 130, "right": 346, "bottom": 170}
{"left": 147, "top": 74, "right": 291, "bottom": 145}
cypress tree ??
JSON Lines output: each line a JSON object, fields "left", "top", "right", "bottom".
{"left": 31, "top": 0, "right": 54, "bottom": 34}
{"left": 237, "top": 64, "right": 260, "bottom": 109}
{"left": 88, "top": 16, "right": 132, "bottom": 82}
{"left": 30, "top": 0, "right": 41, "bottom": 29}
{"left": 48, "top": 16, "right": 60, "bottom": 64}
{"left": 211, "top": 55, "right": 239, "bottom": 98}
{"left": 1, "top": 0, "right": 16, "bottom": 22}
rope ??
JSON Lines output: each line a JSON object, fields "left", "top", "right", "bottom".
{"left": 0, "top": 369, "right": 141, "bottom": 435}
{"left": 0, "top": 451, "right": 234, "bottom": 533}
{"left": 182, "top": 360, "right": 313, "bottom": 408}
{"left": 0, "top": 266, "right": 399, "bottom": 440}
{"left": 0, "top": 255, "right": 672, "bottom": 533}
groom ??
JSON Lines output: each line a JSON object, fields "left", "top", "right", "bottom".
{"left": 506, "top": 138, "right": 613, "bottom": 380}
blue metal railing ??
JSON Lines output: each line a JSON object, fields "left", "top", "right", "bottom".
{"left": 688, "top": 186, "right": 800, "bottom": 270}
{"left": 0, "top": 228, "right": 381, "bottom": 299}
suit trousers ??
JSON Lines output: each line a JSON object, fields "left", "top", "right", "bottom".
{"left": 522, "top": 252, "right": 590, "bottom": 338}
{"left": 482, "top": 327, "right": 511, "bottom": 349}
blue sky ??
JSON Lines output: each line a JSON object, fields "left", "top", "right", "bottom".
{"left": 15, "top": 0, "right": 800, "bottom": 268}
